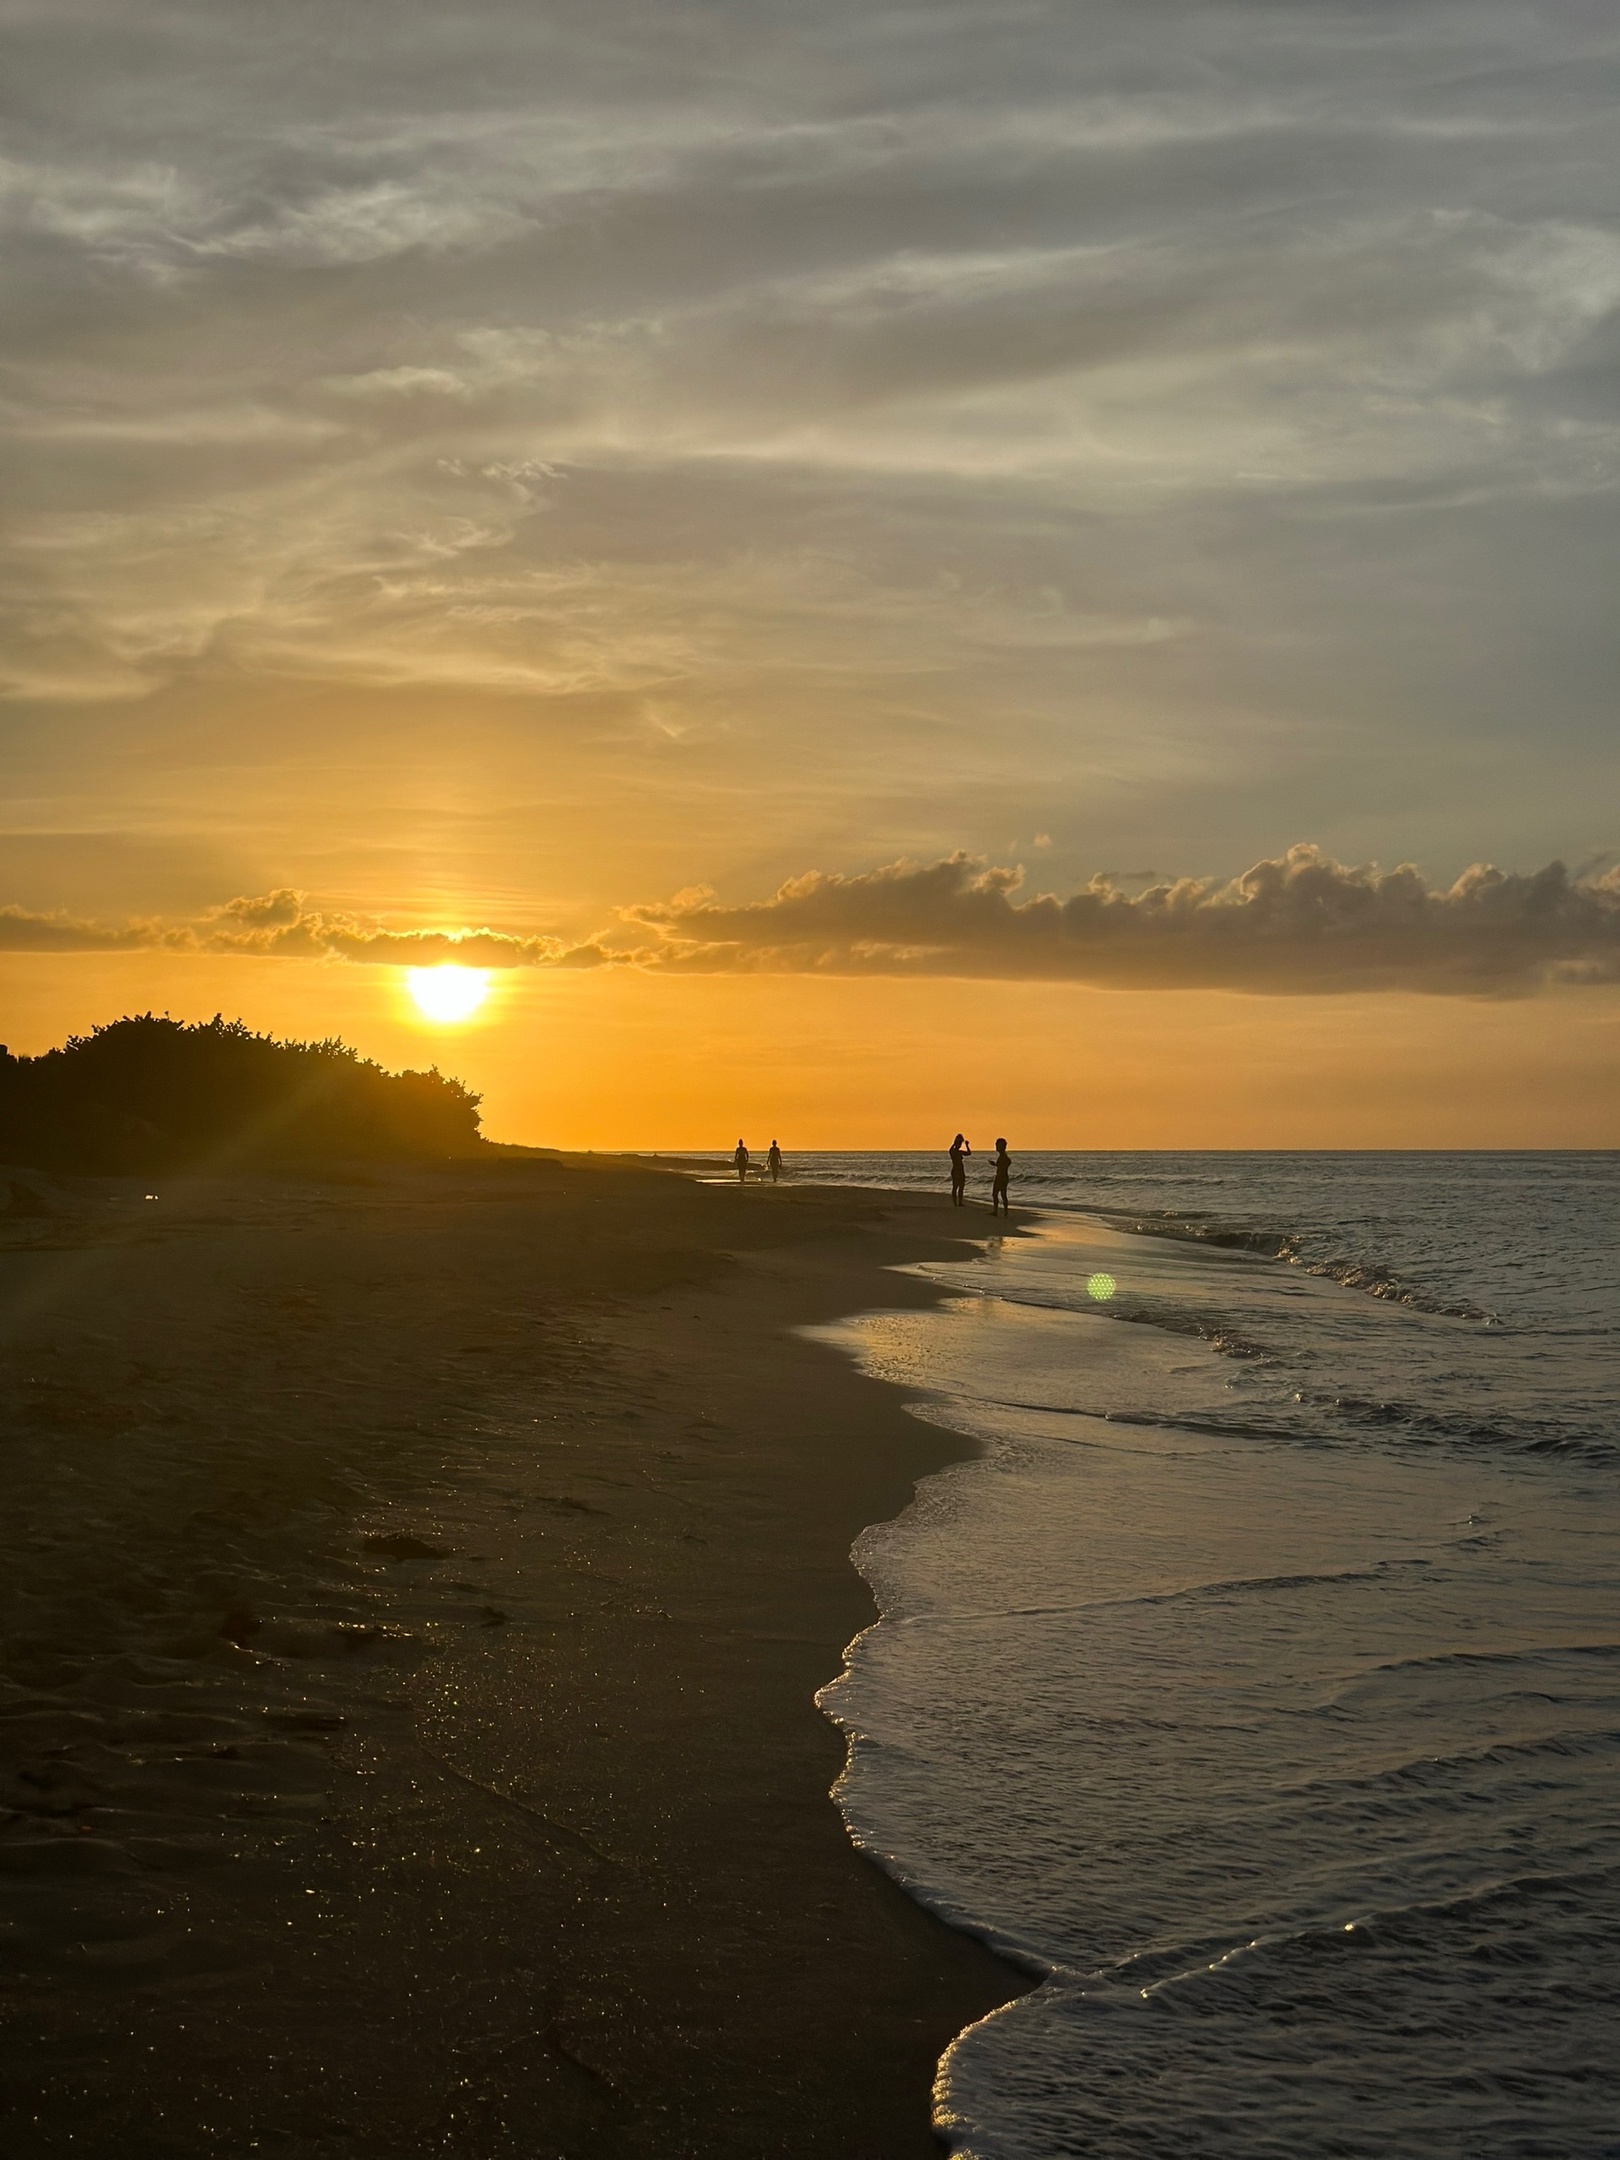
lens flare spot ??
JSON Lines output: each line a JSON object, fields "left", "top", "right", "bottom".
{"left": 407, "top": 965, "right": 490, "bottom": 1024}
{"left": 1087, "top": 1271, "right": 1117, "bottom": 1301}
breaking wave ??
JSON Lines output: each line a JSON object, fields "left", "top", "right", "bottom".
{"left": 808, "top": 1151, "right": 1620, "bottom": 2159}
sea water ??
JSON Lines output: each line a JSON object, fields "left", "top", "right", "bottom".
{"left": 798, "top": 1155, "right": 1620, "bottom": 2160}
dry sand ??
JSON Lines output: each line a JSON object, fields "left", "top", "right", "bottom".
{"left": 0, "top": 1154, "right": 1027, "bottom": 2158}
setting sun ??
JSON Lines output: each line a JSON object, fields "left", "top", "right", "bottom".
{"left": 406, "top": 964, "right": 490, "bottom": 1024}
{"left": 5, "top": 6, "right": 1619, "bottom": 2153}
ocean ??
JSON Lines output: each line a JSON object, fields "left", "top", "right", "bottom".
{"left": 789, "top": 1153, "right": 1618, "bottom": 2160}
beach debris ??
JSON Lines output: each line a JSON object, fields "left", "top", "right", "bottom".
{"left": 362, "top": 1531, "right": 449, "bottom": 1559}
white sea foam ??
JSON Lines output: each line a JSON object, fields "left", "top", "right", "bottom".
{"left": 810, "top": 1155, "right": 1620, "bottom": 2159}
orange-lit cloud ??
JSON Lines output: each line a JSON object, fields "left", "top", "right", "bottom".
{"left": 7, "top": 846, "right": 1618, "bottom": 998}
{"left": 630, "top": 847, "right": 1620, "bottom": 993}
{"left": 0, "top": 891, "right": 618, "bottom": 971}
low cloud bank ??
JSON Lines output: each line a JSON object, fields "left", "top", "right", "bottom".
{"left": 4, "top": 846, "right": 1618, "bottom": 995}
{"left": 200, "top": 892, "right": 621, "bottom": 970}
{"left": 0, "top": 890, "right": 620, "bottom": 971}
{"left": 627, "top": 845, "right": 1620, "bottom": 995}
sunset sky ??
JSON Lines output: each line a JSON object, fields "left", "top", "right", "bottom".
{"left": 3, "top": 0, "right": 1618, "bottom": 1145}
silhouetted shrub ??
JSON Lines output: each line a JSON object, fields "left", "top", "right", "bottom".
{"left": 0, "top": 1015, "right": 482, "bottom": 1174}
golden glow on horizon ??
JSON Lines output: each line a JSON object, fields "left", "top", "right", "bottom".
{"left": 3, "top": 953, "right": 1619, "bottom": 1150}
{"left": 406, "top": 964, "right": 491, "bottom": 1024}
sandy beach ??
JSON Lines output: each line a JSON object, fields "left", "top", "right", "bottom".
{"left": 0, "top": 1153, "right": 1025, "bottom": 2158}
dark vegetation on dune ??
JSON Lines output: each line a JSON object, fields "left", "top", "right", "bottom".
{"left": 0, "top": 1014, "right": 483, "bottom": 1174}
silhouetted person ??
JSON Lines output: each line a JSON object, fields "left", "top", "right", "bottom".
{"left": 734, "top": 1138, "right": 749, "bottom": 1185}
{"left": 949, "top": 1133, "right": 971, "bottom": 1206}
{"left": 767, "top": 1140, "right": 783, "bottom": 1183}
{"left": 990, "top": 1137, "right": 1012, "bottom": 1215}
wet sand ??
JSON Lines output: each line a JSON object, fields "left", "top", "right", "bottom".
{"left": 0, "top": 1153, "right": 1027, "bottom": 2158}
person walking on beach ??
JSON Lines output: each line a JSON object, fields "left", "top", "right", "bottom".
{"left": 767, "top": 1140, "right": 783, "bottom": 1184}
{"left": 734, "top": 1138, "right": 750, "bottom": 1186}
{"left": 948, "top": 1133, "right": 971, "bottom": 1207}
{"left": 990, "top": 1137, "right": 1012, "bottom": 1216}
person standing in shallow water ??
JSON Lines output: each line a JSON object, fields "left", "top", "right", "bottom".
{"left": 990, "top": 1138, "right": 1012, "bottom": 1216}
{"left": 948, "top": 1133, "right": 971, "bottom": 1206}
{"left": 734, "top": 1138, "right": 749, "bottom": 1186}
{"left": 767, "top": 1140, "right": 783, "bottom": 1184}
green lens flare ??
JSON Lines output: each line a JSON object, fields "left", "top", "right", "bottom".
{"left": 1086, "top": 1272, "right": 1117, "bottom": 1301}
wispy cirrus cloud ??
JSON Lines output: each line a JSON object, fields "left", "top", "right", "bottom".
{"left": 2, "top": 0, "right": 1618, "bottom": 946}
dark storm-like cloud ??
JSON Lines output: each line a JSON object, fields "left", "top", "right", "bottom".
{"left": 625, "top": 847, "right": 1620, "bottom": 995}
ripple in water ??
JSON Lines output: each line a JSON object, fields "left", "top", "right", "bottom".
{"left": 810, "top": 1155, "right": 1620, "bottom": 2159}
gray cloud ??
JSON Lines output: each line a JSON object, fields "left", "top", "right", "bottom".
{"left": 0, "top": 890, "right": 618, "bottom": 970}
{"left": 626, "top": 846, "right": 1620, "bottom": 995}
{"left": 6, "top": 845, "right": 1618, "bottom": 995}
{"left": 0, "top": 902, "right": 179, "bottom": 954}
